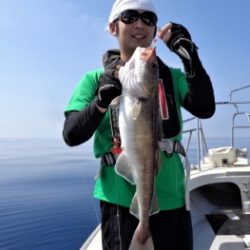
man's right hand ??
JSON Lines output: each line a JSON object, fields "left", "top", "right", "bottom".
{"left": 96, "top": 75, "right": 121, "bottom": 109}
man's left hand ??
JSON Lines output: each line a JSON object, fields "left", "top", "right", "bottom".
{"left": 158, "top": 22, "right": 198, "bottom": 61}
{"left": 158, "top": 22, "right": 199, "bottom": 77}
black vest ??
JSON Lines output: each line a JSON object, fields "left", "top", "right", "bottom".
{"left": 109, "top": 57, "right": 181, "bottom": 142}
{"left": 157, "top": 57, "right": 180, "bottom": 138}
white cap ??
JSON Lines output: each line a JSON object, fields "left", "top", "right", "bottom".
{"left": 108, "top": 0, "right": 157, "bottom": 23}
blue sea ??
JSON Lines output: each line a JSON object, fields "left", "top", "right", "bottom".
{"left": 0, "top": 137, "right": 249, "bottom": 250}
{"left": 0, "top": 138, "right": 100, "bottom": 250}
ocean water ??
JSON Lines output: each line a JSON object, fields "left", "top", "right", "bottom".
{"left": 0, "top": 137, "right": 249, "bottom": 250}
{"left": 0, "top": 138, "right": 100, "bottom": 250}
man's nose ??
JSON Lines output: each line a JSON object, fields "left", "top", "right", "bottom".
{"left": 133, "top": 18, "right": 145, "bottom": 28}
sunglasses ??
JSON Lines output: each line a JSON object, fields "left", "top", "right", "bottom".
{"left": 115, "top": 10, "right": 158, "bottom": 27}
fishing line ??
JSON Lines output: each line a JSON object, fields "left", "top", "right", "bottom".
{"left": 14, "top": 0, "right": 63, "bottom": 123}
{"left": 81, "top": 174, "right": 101, "bottom": 225}
{"left": 14, "top": 1, "right": 103, "bottom": 246}
{"left": 115, "top": 172, "right": 123, "bottom": 250}
{"left": 99, "top": 163, "right": 123, "bottom": 250}
{"left": 181, "top": 151, "right": 191, "bottom": 211}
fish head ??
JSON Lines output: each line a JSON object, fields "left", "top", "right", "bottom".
{"left": 135, "top": 47, "right": 159, "bottom": 96}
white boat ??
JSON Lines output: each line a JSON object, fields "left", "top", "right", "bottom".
{"left": 81, "top": 85, "right": 250, "bottom": 250}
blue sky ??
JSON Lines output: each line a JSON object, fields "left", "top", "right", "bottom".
{"left": 1, "top": 0, "right": 250, "bottom": 138}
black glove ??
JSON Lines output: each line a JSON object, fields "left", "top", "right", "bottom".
{"left": 96, "top": 50, "right": 124, "bottom": 109}
{"left": 103, "top": 50, "right": 124, "bottom": 78}
{"left": 96, "top": 75, "right": 121, "bottom": 109}
{"left": 167, "top": 23, "right": 199, "bottom": 77}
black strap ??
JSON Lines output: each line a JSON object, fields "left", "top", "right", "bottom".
{"left": 101, "top": 153, "right": 117, "bottom": 166}
{"left": 101, "top": 140, "right": 186, "bottom": 167}
{"left": 109, "top": 97, "right": 121, "bottom": 142}
{"left": 158, "top": 139, "right": 186, "bottom": 157}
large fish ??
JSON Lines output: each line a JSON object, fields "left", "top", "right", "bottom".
{"left": 115, "top": 46, "right": 161, "bottom": 250}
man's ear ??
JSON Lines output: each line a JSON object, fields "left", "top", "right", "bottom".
{"left": 109, "top": 22, "right": 118, "bottom": 36}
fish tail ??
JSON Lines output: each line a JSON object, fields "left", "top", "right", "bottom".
{"left": 129, "top": 224, "right": 154, "bottom": 250}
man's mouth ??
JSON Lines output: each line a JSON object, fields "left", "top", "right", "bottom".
{"left": 132, "top": 34, "right": 146, "bottom": 40}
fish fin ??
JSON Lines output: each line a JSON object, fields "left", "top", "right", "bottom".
{"left": 130, "top": 192, "right": 159, "bottom": 220}
{"left": 129, "top": 225, "right": 154, "bottom": 250}
{"left": 130, "top": 193, "right": 140, "bottom": 219}
{"left": 115, "top": 153, "right": 136, "bottom": 185}
{"left": 131, "top": 100, "right": 142, "bottom": 120}
{"left": 150, "top": 191, "right": 160, "bottom": 215}
{"left": 109, "top": 95, "right": 121, "bottom": 106}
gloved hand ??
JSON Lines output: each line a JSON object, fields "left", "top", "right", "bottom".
{"left": 96, "top": 50, "right": 124, "bottom": 109}
{"left": 158, "top": 22, "right": 199, "bottom": 77}
{"left": 96, "top": 74, "right": 121, "bottom": 109}
{"left": 103, "top": 49, "right": 125, "bottom": 79}
{"left": 166, "top": 23, "right": 198, "bottom": 60}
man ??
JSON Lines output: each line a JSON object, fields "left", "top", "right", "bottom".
{"left": 63, "top": 0, "right": 215, "bottom": 249}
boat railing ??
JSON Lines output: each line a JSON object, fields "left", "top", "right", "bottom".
{"left": 183, "top": 84, "right": 250, "bottom": 171}
{"left": 183, "top": 117, "right": 208, "bottom": 170}
{"left": 218, "top": 84, "right": 250, "bottom": 147}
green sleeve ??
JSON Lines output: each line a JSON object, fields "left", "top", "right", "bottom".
{"left": 64, "top": 69, "right": 104, "bottom": 115}
{"left": 64, "top": 68, "right": 113, "bottom": 158}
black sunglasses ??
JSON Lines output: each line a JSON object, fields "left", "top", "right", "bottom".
{"left": 115, "top": 10, "right": 158, "bottom": 27}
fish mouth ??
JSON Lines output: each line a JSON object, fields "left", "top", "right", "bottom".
{"left": 140, "top": 47, "right": 157, "bottom": 63}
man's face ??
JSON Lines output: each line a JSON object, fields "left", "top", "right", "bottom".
{"left": 111, "top": 10, "right": 157, "bottom": 58}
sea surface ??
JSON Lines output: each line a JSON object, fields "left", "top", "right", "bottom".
{"left": 0, "top": 138, "right": 100, "bottom": 250}
{"left": 0, "top": 137, "right": 249, "bottom": 250}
